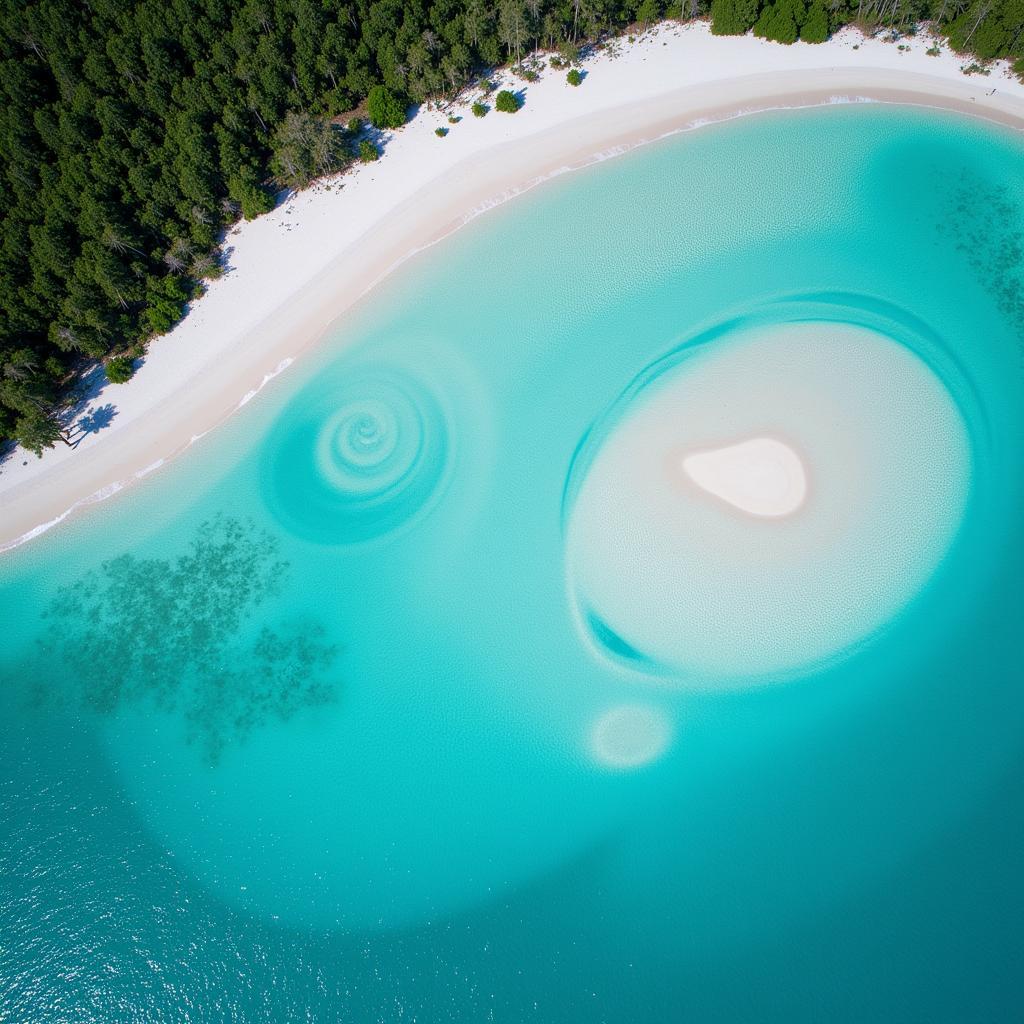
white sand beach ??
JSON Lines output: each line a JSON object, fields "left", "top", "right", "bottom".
{"left": 2, "top": 20, "right": 1023, "bottom": 553}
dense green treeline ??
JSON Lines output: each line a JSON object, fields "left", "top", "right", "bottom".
{"left": 1, "top": 0, "right": 1022, "bottom": 455}
{"left": 712, "top": 0, "right": 1024, "bottom": 50}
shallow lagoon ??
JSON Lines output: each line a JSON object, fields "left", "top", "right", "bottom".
{"left": 2, "top": 106, "right": 1023, "bottom": 1021}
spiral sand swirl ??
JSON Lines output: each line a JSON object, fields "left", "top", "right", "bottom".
{"left": 264, "top": 371, "right": 449, "bottom": 544}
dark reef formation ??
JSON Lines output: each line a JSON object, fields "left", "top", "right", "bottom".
{"left": 32, "top": 515, "right": 339, "bottom": 762}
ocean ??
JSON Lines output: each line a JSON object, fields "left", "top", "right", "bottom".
{"left": 1, "top": 105, "right": 1022, "bottom": 1022}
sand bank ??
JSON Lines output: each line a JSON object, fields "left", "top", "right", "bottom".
{"left": 563, "top": 320, "right": 971, "bottom": 681}
{"left": 2, "top": 21, "right": 1023, "bottom": 553}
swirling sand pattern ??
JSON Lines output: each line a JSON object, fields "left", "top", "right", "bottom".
{"left": 263, "top": 369, "right": 450, "bottom": 544}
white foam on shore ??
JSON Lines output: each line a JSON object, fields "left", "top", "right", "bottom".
{"left": 0, "top": 479, "right": 126, "bottom": 554}
{"left": 565, "top": 321, "right": 971, "bottom": 682}
{"left": 238, "top": 357, "right": 294, "bottom": 408}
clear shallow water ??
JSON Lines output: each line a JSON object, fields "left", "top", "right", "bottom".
{"left": 2, "top": 106, "right": 1023, "bottom": 1021}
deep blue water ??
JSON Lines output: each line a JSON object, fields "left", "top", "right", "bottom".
{"left": 1, "top": 105, "right": 1023, "bottom": 1022}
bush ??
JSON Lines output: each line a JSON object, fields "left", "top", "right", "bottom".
{"left": 495, "top": 90, "right": 520, "bottom": 113}
{"left": 559, "top": 41, "right": 580, "bottom": 63}
{"left": 567, "top": 69, "right": 583, "bottom": 86}
{"left": 471, "top": 101, "right": 487, "bottom": 117}
{"left": 435, "top": 126, "right": 448, "bottom": 137}
{"left": 1014, "top": 56, "right": 1024, "bottom": 80}
{"left": 358, "top": 139, "right": 379, "bottom": 162}
{"left": 105, "top": 356, "right": 135, "bottom": 383}
{"left": 347, "top": 116, "right": 363, "bottom": 133}
{"left": 367, "top": 85, "right": 407, "bottom": 130}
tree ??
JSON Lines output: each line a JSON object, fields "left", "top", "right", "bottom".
{"left": 367, "top": 84, "right": 407, "bottom": 129}
{"left": 801, "top": 1, "right": 830, "bottom": 40}
{"left": 14, "top": 406, "right": 70, "bottom": 455}
{"left": 754, "top": 0, "right": 805, "bottom": 42}
{"left": 270, "top": 111, "right": 350, "bottom": 187}
{"left": 105, "top": 356, "right": 136, "bottom": 383}
{"left": 495, "top": 89, "right": 521, "bottom": 112}
{"left": 636, "top": 0, "right": 663, "bottom": 26}
{"left": 711, "top": 0, "right": 762, "bottom": 33}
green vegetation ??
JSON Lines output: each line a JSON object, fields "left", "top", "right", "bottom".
{"left": 754, "top": 0, "right": 804, "bottom": 43}
{"left": 358, "top": 139, "right": 379, "bottom": 163}
{"left": 367, "top": 84, "right": 407, "bottom": 130}
{"left": 435, "top": 126, "right": 449, "bottom": 136}
{"left": 1, "top": 0, "right": 1022, "bottom": 453}
{"left": 495, "top": 89, "right": 521, "bottom": 113}
{"left": 567, "top": 68, "right": 584, "bottom": 86}
{"left": 104, "top": 356, "right": 135, "bottom": 383}
{"left": 711, "top": 0, "right": 762, "bottom": 35}
{"left": 270, "top": 111, "right": 351, "bottom": 189}
{"left": 800, "top": 1, "right": 829, "bottom": 41}
{"left": 711, "top": 0, "right": 1024, "bottom": 51}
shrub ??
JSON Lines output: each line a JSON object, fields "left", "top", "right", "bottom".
{"left": 1014, "top": 56, "right": 1024, "bottom": 80}
{"left": 105, "top": 356, "right": 135, "bottom": 383}
{"left": 567, "top": 68, "right": 583, "bottom": 86}
{"left": 367, "top": 85, "right": 406, "bottom": 129}
{"left": 435, "top": 126, "right": 448, "bottom": 137}
{"left": 471, "top": 101, "right": 487, "bottom": 117}
{"left": 347, "top": 116, "right": 363, "bottom": 133}
{"left": 559, "top": 41, "right": 580, "bottom": 62}
{"left": 495, "top": 90, "right": 520, "bottom": 113}
{"left": 448, "top": 115, "right": 461, "bottom": 124}
{"left": 549, "top": 56, "right": 564, "bottom": 68}
{"left": 358, "top": 139, "right": 379, "bottom": 162}
{"left": 927, "top": 45, "right": 941, "bottom": 56}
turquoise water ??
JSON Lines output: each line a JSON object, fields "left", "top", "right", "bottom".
{"left": 2, "top": 105, "right": 1023, "bottom": 1020}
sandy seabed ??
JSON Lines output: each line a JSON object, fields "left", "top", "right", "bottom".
{"left": 2, "top": 20, "right": 1023, "bottom": 553}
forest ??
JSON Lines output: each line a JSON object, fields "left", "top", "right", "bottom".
{"left": 1, "top": 0, "right": 1022, "bottom": 455}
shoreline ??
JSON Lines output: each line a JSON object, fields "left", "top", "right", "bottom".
{"left": 2, "top": 21, "right": 1024, "bottom": 555}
